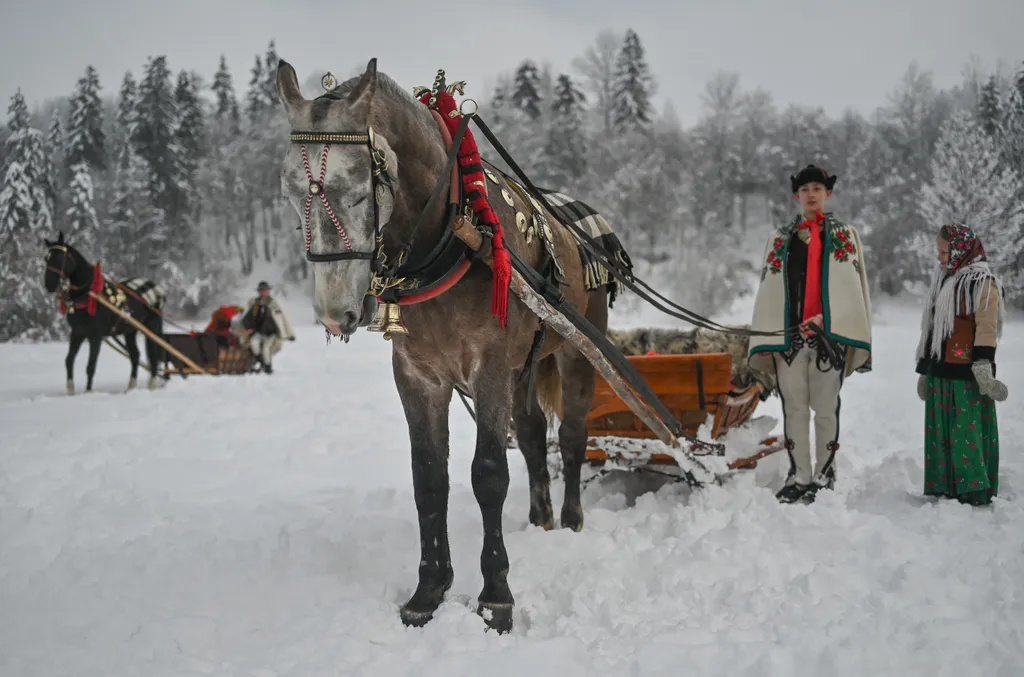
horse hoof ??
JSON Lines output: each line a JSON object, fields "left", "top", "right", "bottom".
{"left": 399, "top": 605, "right": 436, "bottom": 628}
{"left": 400, "top": 573, "right": 453, "bottom": 627}
{"left": 561, "top": 506, "right": 584, "bottom": 532}
{"left": 127, "top": 378, "right": 137, "bottom": 390}
{"left": 66, "top": 382, "right": 74, "bottom": 395}
{"left": 477, "top": 601, "right": 514, "bottom": 634}
{"left": 147, "top": 377, "right": 158, "bottom": 391}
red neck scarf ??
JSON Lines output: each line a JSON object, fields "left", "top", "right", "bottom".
{"left": 797, "top": 212, "right": 825, "bottom": 322}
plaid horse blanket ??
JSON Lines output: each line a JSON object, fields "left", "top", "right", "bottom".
{"left": 533, "top": 188, "right": 634, "bottom": 296}
{"left": 479, "top": 159, "right": 634, "bottom": 303}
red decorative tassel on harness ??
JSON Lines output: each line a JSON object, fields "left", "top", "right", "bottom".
{"left": 86, "top": 263, "right": 103, "bottom": 316}
{"left": 418, "top": 88, "right": 511, "bottom": 328}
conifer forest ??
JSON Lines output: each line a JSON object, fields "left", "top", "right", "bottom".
{"left": 2, "top": 31, "right": 1023, "bottom": 341}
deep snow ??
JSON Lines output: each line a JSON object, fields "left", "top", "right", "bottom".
{"left": 2, "top": 291, "right": 1023, "bottom": 677}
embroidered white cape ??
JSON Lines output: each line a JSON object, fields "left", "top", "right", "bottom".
{"left": 747, "top": 214, "right": 872, "bottom": 378}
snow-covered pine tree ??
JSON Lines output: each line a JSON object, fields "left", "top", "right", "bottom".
{"left": 1014, "top": 61, "right": 1024, "bottom": 107}
{"left": 133, "top": 55, "right": 188, "bottom": 271}
{"left": 65, "top": 161, "right": 99, "bottom": 247}
{"left": 43, "top": 109, "right": 63, "bottom": 217}
{"left": 1000, "top": 85, "right": 1024, "bottom": 192}
{"left": 510, "top": 60, "right": 542, "bottom": 120}
{"left": 64, "top": 65, "right": 107, "bottom": 172}
{"left": 611, "top": 29, "right": 654, "bottom": 133}
{"left": 261, "top": 40, "right": 280, "bottom": 113}
{"left": 0, "top": 90, "right": 60, "bottom": 340}
{"left": 115, "top": 71, "right": 137, "bottom": 139}
{"left": 543, "top": 73, "right": 588, "bottom": 189}
{"left": 46, "top": 110, "right": 63, "bottom": 163}
{"left": 174, "top": 70, "right": 206, "bottom": 189}
{"left": 246, "top": 55, "right": 266, "bottom": 124}
{"left": 977, "top": 75, "right": 1002, "bottom": 138}
{"left": 918, "top": 108, "right": 1024, "bottom": 293}
{"left": 211, "top": 54, "right": 241, "bottom": 133}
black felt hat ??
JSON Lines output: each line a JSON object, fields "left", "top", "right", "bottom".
{"left": 790, "top": 164, "right": 837, "bottom": 193}
{"left": 257, "top": 281, "right": 272, "bottom": 291}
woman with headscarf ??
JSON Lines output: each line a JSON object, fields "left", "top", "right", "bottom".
{"left": 915, "top": 223, "right": 1007, "bottom": 506}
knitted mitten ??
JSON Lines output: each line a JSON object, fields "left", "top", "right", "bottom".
{"left": 971, "top": 360, "right": 1008, "bottom": 402}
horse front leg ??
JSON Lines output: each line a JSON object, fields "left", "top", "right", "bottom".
{"left": 393, "top": 352, "right": 455, "bottom": 628}
{"left": 468, "top": 359, "right": 515, "bottom": 633}
{"left": 65, "top": 332, "right": 86, "bottom": 395}
{"left": 85, "top": 336, "right": 102, "bottom": 392}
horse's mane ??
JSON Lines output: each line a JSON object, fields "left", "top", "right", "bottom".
{"left": 325, "top": 70, "right": 437, "bottom": 136}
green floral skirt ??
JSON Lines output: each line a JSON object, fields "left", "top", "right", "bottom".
{"left": 924, "top": 374, "right": 999, "bottom": 505}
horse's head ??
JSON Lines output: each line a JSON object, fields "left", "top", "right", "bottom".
{"left": 276, "top": 58, "right": 407, "bottom": 337}
{"left": 43, "top": 231, "right": 74, "bottom": 293}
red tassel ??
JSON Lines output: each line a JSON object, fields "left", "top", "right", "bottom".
{"left": 418, "top": 87, "right": 510, "bottom": 328}
{"left": 86, "top": 263, "right": 103, "bottom": 316}
{"left": 491, "top": 227, "right": 511, "bottom": 327}
{"left": 58, "top": 296, "right": 67, "bottom": 315}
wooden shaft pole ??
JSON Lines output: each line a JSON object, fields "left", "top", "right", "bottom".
{"left": 103, "top": 336, "right": 155, "bottom": 373}
{"left": 89, "top": 291, "right": 210, "bottom": 375}
{"left": 452, "top": 216, "right": 679, "bottom": 447}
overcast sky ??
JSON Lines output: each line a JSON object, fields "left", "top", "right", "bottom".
{"left": 2, "top": 0, "right": 1021, "bottom": 126}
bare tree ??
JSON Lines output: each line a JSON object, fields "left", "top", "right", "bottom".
{"left": 571, "top": 29, "right": 622, "bottom": 134}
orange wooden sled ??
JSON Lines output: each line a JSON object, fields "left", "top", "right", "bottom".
{"left": 584, "top": 352, "right": 785, "bottom": 474}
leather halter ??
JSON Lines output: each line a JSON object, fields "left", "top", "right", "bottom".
{"left": 287, "top": 129, "right": 394, "bottom": 270}
{"left": 286, "top": 100, "right": 477, "bottom": 304}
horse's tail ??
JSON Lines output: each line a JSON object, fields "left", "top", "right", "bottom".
{"left": 533, "top": 355, "right": 563, "bottom": 422}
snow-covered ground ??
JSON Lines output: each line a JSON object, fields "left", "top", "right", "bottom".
{"left": 2, "top": 290, "right": 1023, "bottom": 677}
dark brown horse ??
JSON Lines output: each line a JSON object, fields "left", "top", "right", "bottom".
{"left": 276, "top": 59, "right": 627, "bottom": 633}
{"left": 43, "top": 231, "right": 166, "bottom": 394}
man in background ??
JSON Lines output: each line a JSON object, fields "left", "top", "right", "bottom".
{"left": 241, "top": 281, "right": 295, "bottom": 374}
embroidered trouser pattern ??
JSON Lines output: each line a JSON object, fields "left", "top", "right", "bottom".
{"left": 772, "top": 341, "right": 844, "bottom": 485}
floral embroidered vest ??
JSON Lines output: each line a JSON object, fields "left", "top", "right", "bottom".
{"left": 943, "top": 303, "right": 976, "bottom": 365}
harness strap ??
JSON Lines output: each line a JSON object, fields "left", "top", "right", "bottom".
{"left": 519, "top": 324, "right": 548, "bottom": 415}
{"left": 392, "top": 112, "right": 472, "bottom": 277}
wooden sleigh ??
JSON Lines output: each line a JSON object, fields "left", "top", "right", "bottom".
{"left": 582, "top": 351, "right": 785, "bottom": 484}
{"left": 87, "top": 291, "right": 250, "bottom": 378}
{"left": 162, "top": 332, "right": 253, "bottom": 376}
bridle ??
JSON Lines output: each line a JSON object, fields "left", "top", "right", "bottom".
{"left": 45, "top": 244, "right": 77, "bottom": 292}
{"left": 285, "top": 90, "right": 476, "bottom": 302}
{"left": 287, "top": 129, "right": 397, "bottom": 291}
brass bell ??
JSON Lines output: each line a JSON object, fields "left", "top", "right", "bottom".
{"left": 366, "top": 302, "right": 409, "bottom": 340}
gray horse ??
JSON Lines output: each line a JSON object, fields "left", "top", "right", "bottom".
{"left": 276, "top": 58, "right": 627, "bottom": 633}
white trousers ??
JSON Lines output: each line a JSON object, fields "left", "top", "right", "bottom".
{"left": 773, "top": 347, "right": 844, "bottom": 485}
{"left": 249, "top": 334, "right": 281, "bottom": 366}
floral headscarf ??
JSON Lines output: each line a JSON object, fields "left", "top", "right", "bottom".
{"left": 939, "top": 223, "right": 987, "bottom": 274}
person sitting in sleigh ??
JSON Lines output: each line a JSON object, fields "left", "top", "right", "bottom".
{"left": 747, "top": 164, "right": 873, "bottom": 504}
{"left": 203, "top": 304, "right": 245, "bottom": 348}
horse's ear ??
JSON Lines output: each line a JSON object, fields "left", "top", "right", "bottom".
{"left": 57, "top": 231, "right": 65, "bottom": 244}
{"left": 276, "top": 59, "right": 305, "bottom": 119}
{"left": 346, "top": 58, "right": 378, "bottom": 112}
{"left": 44, "top": 237, "right": 53, "bottom": 247}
